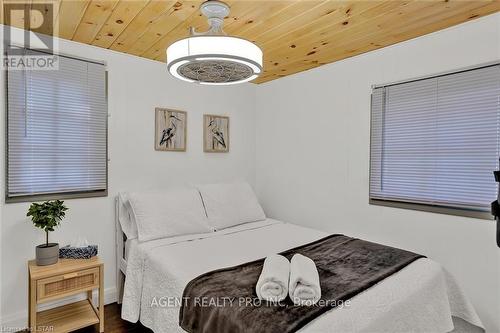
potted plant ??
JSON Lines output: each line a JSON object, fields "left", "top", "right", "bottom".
{"left": 27, "top": 200, "right": 68, "bottom": 266}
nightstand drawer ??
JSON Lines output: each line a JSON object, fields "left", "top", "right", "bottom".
{"left": 37, "top": 267, "right": 99, "bottom": 303}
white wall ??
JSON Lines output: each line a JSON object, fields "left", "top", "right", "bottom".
{"left": 255, "top": 13, "right": 500, "bottom": 333}
{"left": 0, "top": 27, "right": 257, "bottom": 327}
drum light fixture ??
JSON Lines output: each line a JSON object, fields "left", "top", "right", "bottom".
{"left": 166, "top": 1, "right": 263, "bottom": 85}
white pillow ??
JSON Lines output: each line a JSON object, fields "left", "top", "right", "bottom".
{"left": 117, "top": 192, "right": 138, "bottom": 239}
{"left": 127, "top": 188, "right": 213, "bottom": 242}
{"left": 197, "top": 182, "right": 266, "bottom": 230}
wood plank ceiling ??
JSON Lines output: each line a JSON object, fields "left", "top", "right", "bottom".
{"left": 2, "top": 0, "right": 500, "bottom": 84}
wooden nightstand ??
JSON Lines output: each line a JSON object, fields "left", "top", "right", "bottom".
{"left": 28, "top": 257, "right": 104, "bottom": 333}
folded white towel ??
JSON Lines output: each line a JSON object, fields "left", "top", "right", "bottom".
{"left": 289, "top": 254, "right": 321, "bottom": 306}
{"left": 256, "top": 254, "right": 290, "bottom": 303}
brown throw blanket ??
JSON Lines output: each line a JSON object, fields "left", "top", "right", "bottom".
{"left": 179, "top": 234, "right": 424, "bottom": 333}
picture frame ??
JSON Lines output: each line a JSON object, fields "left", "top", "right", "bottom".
{"left": 155, "top": 108, "right": 187, "bottom": 151}
{"left": 204, "top": 114, "right": 229, "bottom": 153}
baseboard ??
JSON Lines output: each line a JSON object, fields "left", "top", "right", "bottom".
{"left": 1, "top": 286, "right": 117, "bottom": 330}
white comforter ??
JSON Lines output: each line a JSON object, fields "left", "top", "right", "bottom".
{"left": 121, "top": 219, "right": 483, "bottom": 333}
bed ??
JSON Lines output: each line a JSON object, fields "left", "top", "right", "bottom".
{"left": 115, "top": 187, "right": 484, "bottom": 333}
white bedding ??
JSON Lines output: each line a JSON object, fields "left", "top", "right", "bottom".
{"left": 124, "top": 238, "right": 135, "bottom": 261}
{"left": 121, "top": 219, "right": 483, "bottom": 333}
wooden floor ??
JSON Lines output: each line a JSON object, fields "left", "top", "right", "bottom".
{"left": 19, "top": 303, "right": 152, "bottom": 333}
{"left": 76, "top": 303, "right": 151, "bottom": 333}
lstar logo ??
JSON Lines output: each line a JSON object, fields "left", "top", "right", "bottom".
{"left": 3, "top": 1, "right": 59, "bottom": 70}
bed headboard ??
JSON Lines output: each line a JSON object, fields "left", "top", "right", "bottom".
{"left": 115, "top": 195, "right": 127, "bottom": 303}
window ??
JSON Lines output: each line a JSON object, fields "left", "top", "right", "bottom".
{"left": 6, "top": 50, "right": 107, "bottom": 201}
{"left": 370, "top": 64, "right": 500, "bottom": 218}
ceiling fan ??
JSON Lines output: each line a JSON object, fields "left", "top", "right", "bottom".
{"left": 166, "top": 1, "right": 263, "bottom": 85}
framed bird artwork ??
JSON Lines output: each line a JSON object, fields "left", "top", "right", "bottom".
{"left": 155, "top": 108, "right": 187, "bottom": 151}
{"left": 204, "top": 115, "right": 229, "bottom": 153}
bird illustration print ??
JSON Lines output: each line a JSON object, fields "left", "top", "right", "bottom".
{"left": 155, "top": 108, "right": 186, "bottom": 151}
{"left": 208, "top": 119, "right": 226, "bottom": 149}
{"left": 159, "top": 114, "right": 182, "bottom": 148}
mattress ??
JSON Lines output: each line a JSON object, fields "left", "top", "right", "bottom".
{"left": 121, "top": 219, "right": 483, "bottom": 333}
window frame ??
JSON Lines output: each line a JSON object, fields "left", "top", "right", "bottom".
{"left": 369, "top": 61, "right": 500, "bottom": 221}
{"left": 4, "top": 49, "right": 109, "bottom": 203}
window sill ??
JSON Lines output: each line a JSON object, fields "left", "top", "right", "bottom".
{"left": 5, "top": 190, "right": 108, "bottom": 203}
{"left": 369, "top": 198, "right": 493, "bottom": 221}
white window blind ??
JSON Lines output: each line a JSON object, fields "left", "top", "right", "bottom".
{"left": 370, "top": 64, "right": 500, "bottom": 213}
{"left": 7, "top": 50, "right": 107, "bottom": 200}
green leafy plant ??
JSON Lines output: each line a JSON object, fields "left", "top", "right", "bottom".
{"left": 27, "top": 200, "right": 68, "bottom": 247}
